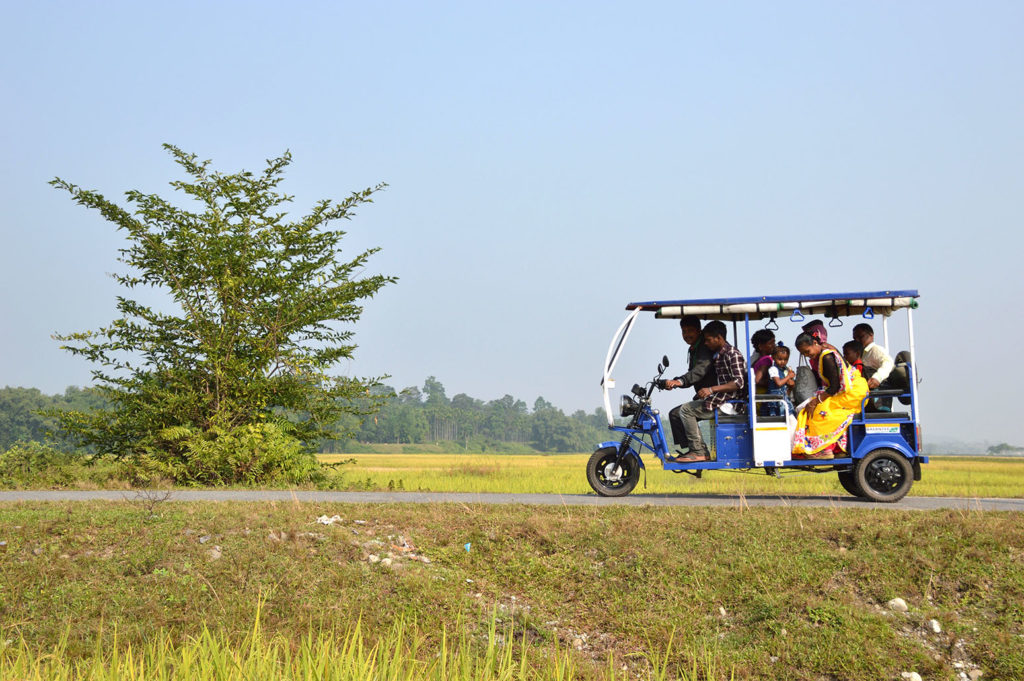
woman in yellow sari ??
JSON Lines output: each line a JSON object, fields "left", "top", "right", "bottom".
{"left": 791, "top": 332, "right": 868, "bottom": 459}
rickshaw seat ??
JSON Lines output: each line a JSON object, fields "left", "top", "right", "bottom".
{"left": 862, "top": 411, "right": 910, "bottom": 421}
{"left": 867, "top": 389, "right": 904, "bottom": 397}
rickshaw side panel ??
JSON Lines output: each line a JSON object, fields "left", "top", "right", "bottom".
{"left": 849, "top": 436, "right": 917, "bottom": 461}
{"left": 712, "top": 421, "right": 754, "bottom": 468}
{"left": 848, "top": 418, "right": 918, "bottom": 459}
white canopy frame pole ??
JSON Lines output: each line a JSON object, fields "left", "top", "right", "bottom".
{"left": 907, "top": 307, "right": 920, "bottom": 433}
{"left": 882, "top": 315, "right": 890, "bottom": 352}
{"left": 602, "top": 307, "right": 643, "bottom": 426}
{"left": 744, "top": 314, "right": 754, "bottom": 418}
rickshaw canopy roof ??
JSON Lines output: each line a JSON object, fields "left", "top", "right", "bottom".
{"left": 626, "top": 290, "right": 919, "bottom": 321}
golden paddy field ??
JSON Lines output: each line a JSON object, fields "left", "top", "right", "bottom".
{"left": 318, "top": 452, "right": 1024, "bottom": 498}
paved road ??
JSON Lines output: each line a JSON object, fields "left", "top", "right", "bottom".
{"left": 1, "top": 490, "right": 1022, "bottom": 511}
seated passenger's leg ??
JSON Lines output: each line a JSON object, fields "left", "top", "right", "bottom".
{"left": 668, "top": 405, "right": 688, "bottom": 448}
{"left": 678, "top": 400, "right": 714, "bottom": 458}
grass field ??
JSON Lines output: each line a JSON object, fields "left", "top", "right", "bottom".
{"left": 2, "top": 501, "right": 1022, "bottom": 680}
{"left": 321, "top": 452, "right": 1024, "bottom": 498}
{"left": 3, "top": 455, "right": 1022, "bottom": 678}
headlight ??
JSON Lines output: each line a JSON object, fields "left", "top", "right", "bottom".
{"left": 620, "top": 394, "right": 639, "bottom": 417}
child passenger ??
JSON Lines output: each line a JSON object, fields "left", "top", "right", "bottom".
{"left": 842, "top": 340, "right": 865, "bottom": 377}
{"left": 766, "top": 346, "right": 795, "bottom": 416}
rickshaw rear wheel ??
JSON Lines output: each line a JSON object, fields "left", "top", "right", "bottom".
{"left": 836, "top": 470, "right": 864, "bottom": 498}
{"left": 854, "top": 448, "right": 913, "bottom": 503}
{"left": 587, "top": 446, "right": 639, "bottom": 497}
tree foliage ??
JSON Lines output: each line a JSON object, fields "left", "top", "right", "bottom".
{"left": 49, "top": 146, "right": 395, "bottom": 483}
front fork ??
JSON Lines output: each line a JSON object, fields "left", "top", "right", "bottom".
{"left": 598, "top": 433, "right": 645, "bottom": 468}
{"left": 617, "top": 434, "right": 638, "bottom": 469}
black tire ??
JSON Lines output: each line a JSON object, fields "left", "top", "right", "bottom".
{"left": 853, "top": 448, "right": 913, "bottom": 503}
{"left": 837, "top": 469, "right": 864, "bottom": 498}
{"left": 586, "top": 446, "right": 640, "bottom": 497}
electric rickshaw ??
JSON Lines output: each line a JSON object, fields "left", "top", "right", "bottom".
{"left": 588, "top": 290, "right": 925, "bottom": 502}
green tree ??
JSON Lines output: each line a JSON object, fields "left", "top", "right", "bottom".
{"left": 484, "top": 395, "right": 529, "bottom": 442}
{"left": 423, "top": 377, "right": 457, "bottom": 441}
{"left": 450, "top": 393, "right": 482, "bottom": 411}
{"left": 0, "top": 387, "right": 53, "bottom": 450}
{"left": 986, "top": 443, "right": 1023, "bottom": 455}
{"left": 363, "top": 395, "right": 428, "bottom": 444}
{"left": 530, "top": 402, "right": 601, "bottom": 453}
{"left": 422, "top": 376, "right": 448, "bottom": 407}
{"left": 49, "top": 146, "right": 396, "bottom": 484}
{"left": 0, "top": 386, "right": 110, "bottom": 452}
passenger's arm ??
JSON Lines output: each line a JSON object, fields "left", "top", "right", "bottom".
{"left": 820, "top": 355, "right": 842, "bottom": 397}
{"left": 712, "top": 347, "right": 746, "bottom": 394}
{"left": 768, "top": 367, "right": 789, "bottom": 387}
{"left": 729, "top": 349, "right": 747, "bottom": 392}
{"left": 674, "top": 347, "right": 713, "bottom": 388}
{"left": 867, "top": 345, "right": 895, "bottom": 388}
{"left": 695, "top": 349, "right": 746, "bottom": 400}
{"left": 697, "top": 380, "right": 742, "bottom": 400}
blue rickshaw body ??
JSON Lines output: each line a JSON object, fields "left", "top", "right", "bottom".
{"left": 590, "top": 290, "right": 927, "bottom": 500}
{"left": 601, "top": 394, "right": 926, "bottom": 474}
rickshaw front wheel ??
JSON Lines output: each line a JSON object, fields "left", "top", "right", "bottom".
{"left": 587, "top": 446, "right": 639, "bottom": 497}
{"left": 854, "top": 448, "right": 913, "bottom": 503}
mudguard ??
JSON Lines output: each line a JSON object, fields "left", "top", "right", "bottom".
{"left": 598, "top": 440, "right": 646, "bottom": 469}
{"left": 851, "top": 436, "right": 916, "bottom": 461}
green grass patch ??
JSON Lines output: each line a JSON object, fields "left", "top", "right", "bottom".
{"left": 1, "top": 501, "right": 1021, "bottom": 679}
{"left": 1, "top": 609, "right": 587, "bottom": 680}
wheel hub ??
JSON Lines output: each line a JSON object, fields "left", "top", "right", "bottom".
{"left": 602, "top": 461, "right": 624, "bottom": 482}
{"left": 867, "top": 459, "right": 902, "bottom": 490}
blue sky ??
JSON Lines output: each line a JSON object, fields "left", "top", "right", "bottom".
{"left": 2, "top": 2, "right": 1022, "bottom": 444}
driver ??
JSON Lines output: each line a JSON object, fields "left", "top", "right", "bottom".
{"left": 663, "top": 320, "right": 746, "bottom": 463}
{"left": 663, "top": 316, "right": 714, "bottom": 451}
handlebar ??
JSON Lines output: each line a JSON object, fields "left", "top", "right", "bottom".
{"left": 647, "top": 362, "right": 673, "bottom": 397}
{"left": 628, "top": 359, "right": 673, "bottom": 405}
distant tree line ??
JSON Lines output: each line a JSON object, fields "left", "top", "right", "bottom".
{"left": 986, "top": 443, "right": 1024, "bottom": 456}
{"left": 0, "top": 387, "right": 106, "bottom": 451}
{"left": 326, "top": 376, "right": 613, "bottom": 453}
{"left": 1, "top": 378, "right": 614, "bottom": 455}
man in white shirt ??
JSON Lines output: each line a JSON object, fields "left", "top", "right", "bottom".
{"left": 852, "top": 323, "right": 894, "bottom": 389}
{"left": 853, "top": 323, "right": 896, "bottom": 411}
